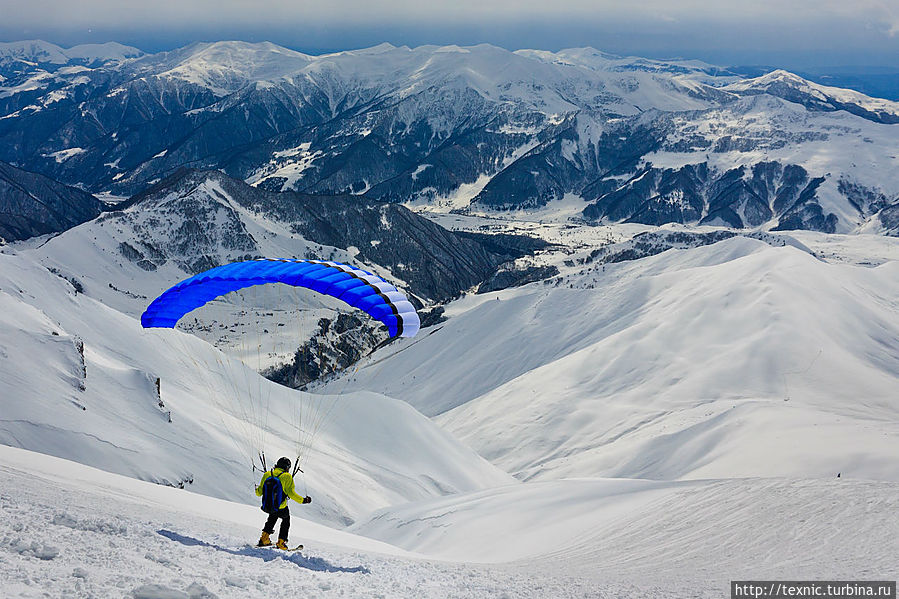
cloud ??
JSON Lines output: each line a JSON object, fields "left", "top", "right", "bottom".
{"left": 1, "top": 0, "right": 896, "bottom": 66}
{"left": 2, "top": 0, "right": 896, "bottom": 29}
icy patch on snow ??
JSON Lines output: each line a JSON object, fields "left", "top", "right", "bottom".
{"left": 410, "top": 163, "right": 431, "bottom": 180}
{"left": 248, "top": 143, "right": 321, "bottom": 190}
{"left": 44, "top": 147, "right": 85, "bottom": 163}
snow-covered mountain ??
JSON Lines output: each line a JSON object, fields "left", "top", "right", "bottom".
{"left": 2, "top": 181, "right": 897, "bottom": 597}
{"left": 0, "top": 40, "right": 143, "bottom": 69}
{"left": 0, "top": 246, "right": 512, "bottom": 527}
{"left": 34, "top": 167, "right": 537, "bottom": 304}
{"left": 1, "top": 40, "right": 896, "bottom": 235}
{"left": 0, "top": 162, "right": 560, "bottom": 528}
{"left": 724, "top": 69, "right": 899, "bottom": 124}
{"left": 13, "top": 167, "right": 544, "bottom": 386}
{"left": 0, "top": 160, "right": 105, "bottom": 242}
{"left": 327, "top": 232, "right": 899, "bottom": 483}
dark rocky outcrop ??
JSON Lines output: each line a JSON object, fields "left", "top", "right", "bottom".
{"left": 477, "top": 265, "right": 560, "bottom": 293}
{"left": 583, "top": 161, "right": 838, "bottom": 233}
{"left": 0, "top": 161, "right": 105, "bottom": 242}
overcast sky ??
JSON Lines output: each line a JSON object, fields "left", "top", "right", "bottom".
{"left": 1, "top": 0, "right": 897, "bottom": 68}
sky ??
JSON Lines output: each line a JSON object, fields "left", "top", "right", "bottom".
{"left": 1, "top": 0, "right": 898, "bottom": 68}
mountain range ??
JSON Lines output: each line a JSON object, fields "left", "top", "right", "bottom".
{"left": 1, "top": 40, "right": 897, "bottom": 237}
{"left": 1, "top": 39, "right": 898, "bottom": 596}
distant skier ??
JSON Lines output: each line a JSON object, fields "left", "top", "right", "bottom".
{"left": 256, "top": 457, "right": 312, "bottom": 550}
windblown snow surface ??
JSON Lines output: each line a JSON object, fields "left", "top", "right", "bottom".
{"left": 1, "top": 214, "right": 898, "bottom": 596}
{"left": 333, "top": 236, "right": 899, "bottom": 481}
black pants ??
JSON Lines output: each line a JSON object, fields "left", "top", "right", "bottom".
{"left": 263, "top": 506, "right": 290, "bottom": 541}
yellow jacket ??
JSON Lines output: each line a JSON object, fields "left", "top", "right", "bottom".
{"left": 255, "top": 467, "right": 304, "bottom": 510}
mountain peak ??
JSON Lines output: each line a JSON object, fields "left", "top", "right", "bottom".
{"left": 757, "top": 69, "right": 810, "bottom": 86}
{"left": 64, "top": 42, "right": 144, "bottom": 62}
{"left": 434, "top": 44, "right": 471, "bottom": 54}
{"left": 0, "top": 40, "right": 69, "bottom": 64}
{"left": 148, "top": 40, "right": 313, "bottom": 93}
{"left": 364, "top": 42, "right": 400, "bottom": 53}
{"left": 0, "top": 40, "right": 143, "bottom": 65}
{"left": 725, "top": 68, "right": 899, "bottom": 123}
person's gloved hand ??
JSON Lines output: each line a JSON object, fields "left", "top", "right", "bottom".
{"left": 302, "top": 496, "right": 312, "bottom": 504}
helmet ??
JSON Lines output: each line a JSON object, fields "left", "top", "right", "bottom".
{"left": 275, "top": 457, "right": 291, "bottom": 471}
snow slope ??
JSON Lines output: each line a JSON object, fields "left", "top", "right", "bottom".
{"left": 0, "top": 250, "right": 512, "bottom": 527}
{"left": 3, "top": 444, "right": 897, "bottom": 598}
{"left": 354, "top": 475, "right": 899, "bottom": 589}
{"left": 352, "top": 478, "right": 899, "bottom": 588}
{"left": 328, "top": 236, "right": 899, "bottom": 482}
{"left": 0, "top": 445, "right": 597, "bottom": 599}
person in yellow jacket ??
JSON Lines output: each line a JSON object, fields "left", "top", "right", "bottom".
{"left": 256, "top": 457, "right": 312, "bottom": 549}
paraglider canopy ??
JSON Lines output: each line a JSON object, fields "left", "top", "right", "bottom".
{"left": 141, "top": 258, "right": 420, "bottom": 338}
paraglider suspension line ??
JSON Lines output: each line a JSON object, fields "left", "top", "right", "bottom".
{"left": 258, "top": 451, "right": 267, "bottom": 473}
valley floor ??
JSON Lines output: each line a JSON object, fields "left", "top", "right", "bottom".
{"left": 2, "top": 445, "right": 897, "bottom": 599}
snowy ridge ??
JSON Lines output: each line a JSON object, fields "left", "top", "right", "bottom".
{"left": 330, "top": 236, "right": 899, "bottom": 482}
{"left": 0, "top": 40, "right": 143, "bottom": 65}
{"left": 519, "top": 47, "right": 741, "bottom": 85}
{"left": 141, "top": 41, "right": 314, "bottom": 96}
{"left": 0, "top": 250, "right": 512, "bottom": 527}
{"left": 725, "top": 69, "right": 899, "bottom": 121}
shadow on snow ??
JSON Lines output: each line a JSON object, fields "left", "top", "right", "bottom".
{"left": 157, "top": 529, "right": 370, "bottom": 574}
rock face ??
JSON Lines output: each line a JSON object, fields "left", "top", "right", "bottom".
{"left": 878, "top": 203, "right": 899, "bottom": 236}
{"left": 583, "top": 161, "right": 835, "bottom": 233}
{"left": 0, "top": 161, "right": 105, "bottom": 242}
{"left": 264, "top": 313, "right": 383, "bottom": 389}
{"left": 1, "top": 40, "right": 898, "bottom": 234}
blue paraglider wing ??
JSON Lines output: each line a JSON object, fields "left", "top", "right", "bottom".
{"left": 141, "top": 259, "right": 420, "bottom": 337}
